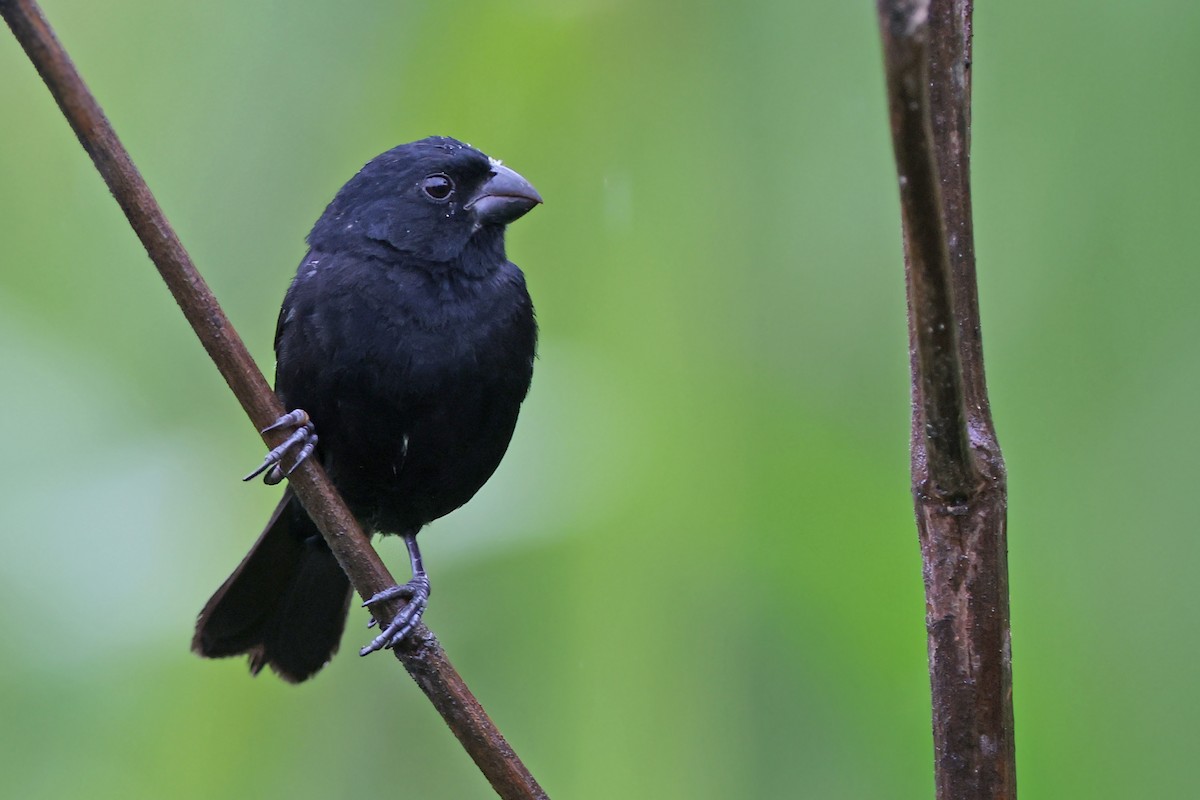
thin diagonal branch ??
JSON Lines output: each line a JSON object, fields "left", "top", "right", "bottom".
{"left": 877, "top": 1, "right": 1015, "bottom": 798}
{"left": 1, "top": 2, "right": 547, "bottom": 797}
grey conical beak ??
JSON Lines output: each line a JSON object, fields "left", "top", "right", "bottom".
{"left": 466, "top": 163, "right": 542, "bottom": 226}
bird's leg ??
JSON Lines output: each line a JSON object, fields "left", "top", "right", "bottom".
{"left": 359, "top": 530, "right": 431, "bottom": 654}
{"left": 242, "top": 409, "right": 318, "bottom": 484}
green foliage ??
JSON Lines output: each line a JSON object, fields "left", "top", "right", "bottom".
{"left": 1, "top": 1, "right": 1197, "bottom": 797}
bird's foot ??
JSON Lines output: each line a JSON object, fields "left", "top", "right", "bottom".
{"left": 243, "top": 409, "right": 318, "bottom": 484}
{"left": 359, "top": 576, "right": 431, "bottom": 655}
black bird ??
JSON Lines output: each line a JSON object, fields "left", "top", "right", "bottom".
{"left": 193, "top": 137, "right": 541, "bottom": 682}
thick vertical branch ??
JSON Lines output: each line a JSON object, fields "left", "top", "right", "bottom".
{"left": 876, "top": 2, "right": 1015, "bottom": 799}
{"left": 1, "top": 1, "right": 547, "bottom": 797}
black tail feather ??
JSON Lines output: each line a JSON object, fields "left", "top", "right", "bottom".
{"left": 193, "top": 490, "right": 353, "bottom": 683}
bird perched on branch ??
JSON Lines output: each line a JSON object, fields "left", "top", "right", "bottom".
{"left": 193, "top": 137, "right": 541, "bottom": 682}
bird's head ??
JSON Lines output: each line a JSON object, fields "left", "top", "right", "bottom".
{"left": 308, "top": 136, "right": 542, "bottom": 269}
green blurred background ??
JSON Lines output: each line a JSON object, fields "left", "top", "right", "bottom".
{"left": 2, "top": 1, "right": 1197, "bottom": 797}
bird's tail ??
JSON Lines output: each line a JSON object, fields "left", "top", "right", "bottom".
{"left": 193, "top": 489, "right": 353, "bottom": 682}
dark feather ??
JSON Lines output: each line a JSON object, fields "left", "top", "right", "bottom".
{"left": 194, "top": 137, "right": 539, "bottom": 680}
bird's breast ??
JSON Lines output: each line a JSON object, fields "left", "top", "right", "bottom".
{"left": 275, "top": 256, "right": 535, "bottom": 531}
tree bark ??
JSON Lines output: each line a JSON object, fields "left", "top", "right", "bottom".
{"left": 876, "top": 2, "right": 1016, "bottom": 797}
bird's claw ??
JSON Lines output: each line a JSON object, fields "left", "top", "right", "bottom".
{"left": 243, "top": 409, "right": 318, "bottom": 483}
{"left": 359, "top": 577, "right": 431, "bottom": 655}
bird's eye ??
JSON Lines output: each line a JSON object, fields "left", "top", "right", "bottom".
{"left": 420, "top": 173, "right": 455, "bottom": 201}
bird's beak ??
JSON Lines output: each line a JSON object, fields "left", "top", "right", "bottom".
{"left": 466, "top": 164, "right": 542, "bottom": 226}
